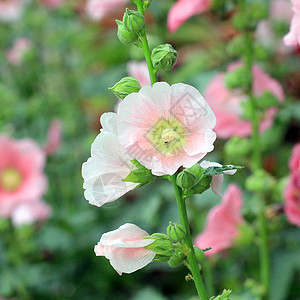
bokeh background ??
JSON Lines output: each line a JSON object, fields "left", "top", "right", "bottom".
{"left": 1, "top": 0, "right": 300, "bottom": 299}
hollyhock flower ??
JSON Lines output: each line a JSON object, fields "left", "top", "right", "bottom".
{"left": 117, "top": 82, "right": 216, "bottom": 176}
{"left": 94, "top": 223, "right": 155, "bottom": 275}
{"left": 0, "top": 136, "right": 47, "bottom": 217}
{"left": 82, "top": 112, "right": 138, "bottom": 207}
{"left": 199, "top": 161, "right": 237, "bottom": 195}
{"left": 205, "top": 62, "right": 284, "bottom": 139}
{"left": 0, "top": 0, "right": 23, "bottom": 22}
{"left": 284, "top": 143, "right": 300, "bottom": 227}
{"left": 167, "top": 0, "right": 211, "bottom": 33}
{"left": 86, "top": 0, "right": 127, "bottom": 21}
{"left": 11, "top": 200, "right": 51, "bottom": 227}
{"left": 44, "top": 119, "right": 63, "bottom": 155}
{"left": 195, "top": 184, "right": 244, "bottom": 256}
{"left": 127, "top": 61, "right": 151, "bottom": 87}
{"left": 6, "top": 38, "right": 31, "bottom": 66}
{"left": 39, "top": 0, "right": 65, "bottom": 9}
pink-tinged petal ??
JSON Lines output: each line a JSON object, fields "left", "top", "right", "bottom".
{"left": 211, "top": 174, "right": 224, "bottom": 196}
{"left": 94, "top": 224, "right": 155, "bottom": 275}
{"left": 11, "top": 200, "right": 51, "bottom": 226}
{"left": 86, "top": 0, "right": 127, "bottom": 21}
{"left": 289, "top": 143, "right": 300, "bottom": 171}
{"left": 82, "top": 113, "right": 138, "bottom": 207}
{"left": 44, "top": 119, "right": 62, "bottom": 155}
{"left": 195, "top": 184, "right": 244, "bottom": 256}
{"left": 6, "top": 37, "right": 31, "bottom": 66}
{"left": 39, "top": 0, "right": 65, "bottom": 8}
{"left": 117, "top": 82, "right": 216, "bottom": 176}
{"left": 0, "top": 0, "right": 23, "bottom": 22}
{"left": 167, "top": 0, "right": 211, "bottom": 33}
{"left": 127, "top": 61, "right": 151, "bottom": 87}
{"left": 284, "top": 12, "right": 300, "bottom": 47}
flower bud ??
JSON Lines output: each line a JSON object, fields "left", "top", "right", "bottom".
{"left": 123, "top": 8, "right": 145, "bottom": 34}
{"left": 176, "top": 170, "right": 197, "bottom": 189}
{"left": 167, "top": 222, "right": 186, "bottom": 243}
{"left": 224, "top": 66, "right": 252, "bottom": 90}
{"left": 143, "top": 0, "right": 152, "bottom": 10}
{"left": 245, "top": 169, "right": 275, "bottom": 193}
{"left": 226, "top": 35, "right": 246, "bottom": 57}
{"left": 225, "top": 137, "right": 252, "bottom": 157}
{"left": 109, "top": 77, "right": 141, "bottom": 99}
{"left": 151, "top": 44, "right": 177, "bottom": 70}
{"left": 145, "top": 233, "right": 173, "bottom": 259}
{"left": 193, "top": 246, "right": 206, "bottom": 263}
{"left": 234, "top": 223, "right": 254, "bottom": 246}
{"left": 116, "top": 20, "right": 139, "bottom": 45}
{"left": 168, "top": 251, "right": 186, "bottom": 268}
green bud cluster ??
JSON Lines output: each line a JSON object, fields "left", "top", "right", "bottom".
{"left": 151, "top": 44, "right": 177, "bottom": 71}
{"left": 224, "top": 66, "right": 252, "bottom": 90}
{"left": 245, "top": 169, "right": 275, "bottom": 193}
{"left": 225, "top": 136, "right": 252, "bottom": 158}
{"left": 167, "top": 222, "right": 186, "bottom": 243}
{"left": 109, "top": 77, "right": 141, "bottom": 99}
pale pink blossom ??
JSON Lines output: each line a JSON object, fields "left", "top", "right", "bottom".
{"left": 39, "top": 0, "right": 65, "bottom": 8}
{"left": 94, "top": 223, "right": 155, "bottom": 275}
{"left": 284, "top": 143, "right": 300, "bottom": 227}
{"left": 199, "top": 161, "right": 237, "bottom": 196}
{"left": 205, "top": 62, "right": 284, "bottom": 139}
{"left": 127, "top": 61, "right": 151, "bottom": 87}
{"left": 284, "top": 10, "right": 300, "bottom": 46}
{"left": 195, "top": 184, "right": 244, "bottom": 256}
{"left": 167, "top": 0, "right": 211, "bottom": 33}
{"left": 0, "top": 136, "right": 47, "bottom": 217}
{"left": 117, "top": 82, "right": 216, "bottom": 176}
{"left": 86, "top": 0, "right": 127, "bottom": 21}
{"left": 44, "top": 119, "right": 63, "bottom": 155}
{"left": 6, "top": 38, "right": 31, "bottom": 66}
{"left": 0, "top": 0, "right": 23, "bottom": 22}
{"left": 82, "top": 112, "right": 138, "bottom": 207}
{"left": 271, "top": 0, "right": 293, "bottom": 21}
{"left": 11, "top": 200, "right": 51, "bottom": 226}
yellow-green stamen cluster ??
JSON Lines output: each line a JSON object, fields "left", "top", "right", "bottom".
{"left": 0, "top": 168, "right": 22, "bottom": 191}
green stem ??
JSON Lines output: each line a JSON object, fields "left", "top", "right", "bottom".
{"left": 244, "top": 32, "right": 270, "bottom": 299}
{"left": 136, "top": 0, "right": 157, "bottom": 85}
{"left": 171, "top": 175, "right": 209, "bottom": 300}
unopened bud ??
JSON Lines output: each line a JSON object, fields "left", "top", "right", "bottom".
{"left": 225, "top": 137, "right": 252, "bottom": 157}
{"left": 167, "top": 222, "right": 186, "bottom": 243}
{"left": 123, "top": 8, "right": 145, "bottom": 34}
{"left": 176, "top": 170, "right": 197, "bottom": 189}
{"left": 143, "top": 0, "right": 152, "bottom": 10}
{"left": 168, "top": 251, "right": 186, "bottom": 268}
{"left": 151, "top": 44, "right": 177, "bottom": 70}
{"left": 109, "top": 77, "right": 141, "bottom": 99}
{"left": 245, "top": 169, "right": 275, "bottom": 193}
{"left": 224, "top": 66, "right": 252, "bottom": 90}
{"left": 116, "top": 20, "right": 139, "bottom": 45}
{"left": 193, "top": 246, "right": 206, "bottom": 263}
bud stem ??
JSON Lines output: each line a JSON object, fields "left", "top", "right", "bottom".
{"left": 170, "top": 175, "right": 209, "bottom": 300}
{"left": 136, "top": 0, "right": 157, "bottom": 85}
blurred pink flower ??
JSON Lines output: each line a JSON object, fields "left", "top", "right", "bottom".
{"left": 11, "top": 200, "right": 51, "bottom": 227}
{"left": 39, "top": 0, "right": 65, "bottom": 8}
{"left": 86, "top": 0, "right": 127, "bottom": 21}
{"left": 284, "top": 143, "right": 300, "bottom": 227}
{"left": 195, "top": 184, "right": 244, "bottom": 256}
{"left": 167, "top": 0, "right": 211, "bottom": 33}
{"left": 44, "top": 119, "right": 63, "bottom": 155}
{"left": 6, "top": 37, "right": 31, "bottom": 66}
{"left": 271, "top": 0, "right": 293, "bottom": 21}
{"left": 127, "top": 61, "right": 151, "bottom": 87}
{"left": 0, "top": 136, "right": 47, "bottom": 217}
{"left": 199, "top": 161, "right": 237, "bottom": 196}
{"left": 117, "top": 82, "right": 216, "bottom": 176}
{"left": 205, "top": 62, "right": 284, "bottom": 139}
{"left": 0, "top": 0, "right": 23, "bottom": 22}
{"left": 284, "top": 6, "right": 300, "bottom": 47}
{"left": 94, "top": 223, "right": 155, "bottom": 275}
{"left": 82, "top": 112, "right": 138, "bottom": 207}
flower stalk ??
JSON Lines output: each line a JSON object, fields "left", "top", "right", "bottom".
{"left": 170, "top": 174, "right": 209, "bottom": 300}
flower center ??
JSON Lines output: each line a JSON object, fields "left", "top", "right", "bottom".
{"left": 147, "top": 118, "right": 186, "bottom": 156}
{"left": 0, "top": 168, "right": 22, "bottom": 191}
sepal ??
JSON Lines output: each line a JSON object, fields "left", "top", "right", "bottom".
{"left": 203, "top": 164, "right": 243, "bottom": 176}
{"left": 210, "top": 289, "right": 232, "bottom": 300}
{"left": 122, "top": 159, "right": 155, "bottom": 187}
{"left": 144, "top": 233, "right": 173, "bottom": 259}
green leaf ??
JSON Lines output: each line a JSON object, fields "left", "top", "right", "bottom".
{"left": 204, "top": 165, "right": 243, "bottom": 176}
{"left": 210, "top": 289, "right": 232, "bottom": 300}
{"left": 123, "top": 159, "right": 155, "bottom": 187}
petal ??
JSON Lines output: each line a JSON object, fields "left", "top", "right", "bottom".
{"left": 211, "top": 174, "right": 224, "bottom": 196}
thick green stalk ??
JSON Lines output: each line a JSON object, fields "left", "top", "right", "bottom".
{"left": 171, "top": 175, "right": 209, "bottom": 300}
{"left": 245, "top": 32, "right": 270, "bottom": 299}
{"left": 136, "top": 0, "right": 157, "bottom": 85}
